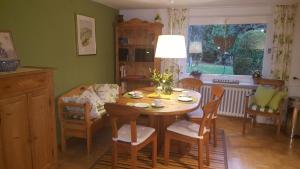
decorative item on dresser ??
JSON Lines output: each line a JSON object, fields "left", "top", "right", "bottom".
{"left": 0, "top": 67, "right": 57, "bottom": 169}
{"left": 115, "top": 18, "right": 163, "bottom": 92}
{"left": 0, "top": 31, "right": 19, "bottom": 72}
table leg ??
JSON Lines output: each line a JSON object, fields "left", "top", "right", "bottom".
{"left": 291, "top": 108, "right": 299, "bottom": 140}
{"left": 149, "top": 115, "right": 176, "bottom": 150}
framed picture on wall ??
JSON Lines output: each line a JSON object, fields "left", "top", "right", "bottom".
{"left": 76, "top": 14, "right": 96, "bottom": 55}
{"left": 0, "top": 32, "right": 18, "bottom": 60}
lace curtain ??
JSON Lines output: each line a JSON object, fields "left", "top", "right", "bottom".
{"left": 271, "top": 4, "right": 297, "bottom": 82}
{"left": 161, "top": 8, "right": 188, "bottom": 84}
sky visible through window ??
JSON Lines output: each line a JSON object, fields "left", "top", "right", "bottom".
{"left": 187, "top": 23, "right": 267, "bottom": 75}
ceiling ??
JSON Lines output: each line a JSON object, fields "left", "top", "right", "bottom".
{"left": 92, "top": 0, "right": 299, "bottom": 9}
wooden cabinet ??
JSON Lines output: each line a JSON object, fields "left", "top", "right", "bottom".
{"left": 0, "top": 67, "right": 57, "bottom": 169}
{"left": 0, "top": 95, "right": 32, "bottom": 169}
{"left": 115, "top": 18, "right": 163, "bottom": 92}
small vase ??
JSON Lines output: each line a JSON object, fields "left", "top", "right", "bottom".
{"left": 161, "top": 84, "right": 173, "bottom": 95}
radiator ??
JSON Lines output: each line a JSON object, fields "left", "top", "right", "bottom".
{"left": 200, "top": 85, "right": 254, "bottom": 117}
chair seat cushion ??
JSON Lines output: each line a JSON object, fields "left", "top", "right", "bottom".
{"left": 167, "top": 120, "right": 209, "bottom": 139}
{"left": 249, "top": 104, "right": 276, "bottom": 113}
{"left": 113, "top": 124, "right": 155, "bottom": 145}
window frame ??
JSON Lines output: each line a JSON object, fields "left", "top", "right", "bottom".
{"left": 184, "top": 15, "right": 273, "bottom": 80}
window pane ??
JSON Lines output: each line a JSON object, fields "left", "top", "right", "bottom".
{"left": 187, "top": 24, "right": 267, "bottom": 75}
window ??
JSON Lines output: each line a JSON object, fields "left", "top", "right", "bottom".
{"left": 187, "top": 23, "right": 267, "bottom": 75}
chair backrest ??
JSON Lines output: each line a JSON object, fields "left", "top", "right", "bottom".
{"left": 104, "top": 103, "right": 141, "bottom": 143}
{"left": 198, "top": 99, "right": 219, "bottom": 137}
{"left": 210, "top": 85, "right": 225, "bottom": 116}
{"left": 254, "top": 78, "right": 284, "bottom": 90}
{"left": 210, "top": 84, "right": 225, "bottom": 101}
{"left": 178, "top": 78, "right": 203, "bottom": 91}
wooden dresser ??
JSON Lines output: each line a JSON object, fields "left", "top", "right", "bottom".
{"left": 0, "top": 67, "right": 57, "bottom": 169}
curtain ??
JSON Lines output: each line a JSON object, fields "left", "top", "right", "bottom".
{"left": 271, "top": 4, "right": 297, "bottom": 82}
{"left": 161, "top": 8, "right": 188, "bottom": 84}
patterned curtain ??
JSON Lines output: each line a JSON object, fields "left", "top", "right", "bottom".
{"left": 161, "top": 8, "right": 188, "bottom": 84}
{"left": 271, "top": 4, "right": 297, "bottom": 81}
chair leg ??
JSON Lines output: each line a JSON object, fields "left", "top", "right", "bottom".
{"left": 205, "top": 136, "right": 210, "bottom": 166}
{"left": 164, "top": 132, "right": 170, "bottom": 165}
{"left": 87, "top": 130, "right": 92, "bottom": 155}
{"left": 131, "top": 147, "right": 137, "bottom": 169}
{"left": 209, "top": 128, "right": 212, "bottom": 142}
{"left": 112, "top": 142, "right": 118, "bottom": 169}
{"left": 213, "top": 119, "right": 217, "bottom": 147}
{"left": 276, "top": 117, "right": 282, "bottom": 137}
{"left": 152, "top": 134, "right": 157, "bottom": 168}
{"left": 198, "top": 140, "right": 203, "bottom": 169}
{"left": 253, "top": 115, "right": 257, "bottom": 128}
{"left": 243, "top": 112, "right": 248, "bottom": 135}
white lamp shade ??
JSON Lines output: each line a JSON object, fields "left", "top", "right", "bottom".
{"left": 155, "top": 35, "right": 187, "bottom": 59}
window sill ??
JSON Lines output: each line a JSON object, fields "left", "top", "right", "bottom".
{"left": 181, "top": 73, "right": 256, "bottom": 89}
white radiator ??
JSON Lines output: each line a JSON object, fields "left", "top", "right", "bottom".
{"left": 200, "top": 85, "right": 255, "bottom": 117}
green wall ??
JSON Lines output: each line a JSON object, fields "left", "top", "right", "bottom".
{"left": 0, "top": 0, "right": 118, "bottom": 98}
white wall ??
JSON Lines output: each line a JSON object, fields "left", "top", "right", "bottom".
{"left": 288, "top": 6, "right": 300, "bottom": 97}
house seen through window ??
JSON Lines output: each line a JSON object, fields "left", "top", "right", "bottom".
{"left": 187, "top": 23, "right": 267, "bottom": 75}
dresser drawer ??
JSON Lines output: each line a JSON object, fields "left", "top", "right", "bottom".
{"left": 0, "top": 73, "right": 49, "bottom": 97}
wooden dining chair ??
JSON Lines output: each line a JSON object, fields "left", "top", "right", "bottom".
{"left": 243, "top": 78, "right": 285, "bottom": 137}
{"left": 164, "top": 100, "right": 219, "bottom": 169}
{"left": 187, "top": 85, "right": 225, "bottom": 146}
{"left": 178, "top": 78, "right": 203, "bottom": 91}
{"left": 104, "top": 103, "right": 157, "bottom": 169}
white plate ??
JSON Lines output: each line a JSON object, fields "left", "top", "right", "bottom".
{"left": 151, "top": 103, "right": 164, "bottom": 108}
{"left": 134, "top": 103, "right": 150, "bottom": 108}
{"left": 128, "top": 91, "right": 143, "bottom": 95}
{"left": 177, "top": 96, "right": 193, "bottom": 102}
{"left": 131, "top": 95, "right": 144, "bottom": 99}
{"left": 172, "top": 88, "right": 184, "bottom": 92}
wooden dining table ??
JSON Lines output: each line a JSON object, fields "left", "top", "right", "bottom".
{"left": 116, "top": 87, "right": 202, "bottom": 148}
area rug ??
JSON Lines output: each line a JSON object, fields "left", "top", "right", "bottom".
{"left": 91, "top": 130, "right": 228, "bottom": 169}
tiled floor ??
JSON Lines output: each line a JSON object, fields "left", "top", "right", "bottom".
{"left": 57, "top": 117, "right": 300, "bottom": 169}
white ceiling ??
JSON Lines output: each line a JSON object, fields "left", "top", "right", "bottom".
{"left": 92, "top": 0, "right": 299, "bottom": 9}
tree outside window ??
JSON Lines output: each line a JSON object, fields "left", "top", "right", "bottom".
{"left": 187, "top": 23, "right": 267, "bottom": 75}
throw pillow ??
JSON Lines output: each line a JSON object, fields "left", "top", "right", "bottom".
{"left": 93, "top": 84, "right": 119, "bottom": 103}
{"left": 268, "top": 91, "right": 287, "bottom": 110}
{"left": 254, "top": 86, "right": 276, "bottom": 107}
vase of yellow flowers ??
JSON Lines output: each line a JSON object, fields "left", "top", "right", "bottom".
{"left": 150, "top": 69, "right": 173, "bottom": 95}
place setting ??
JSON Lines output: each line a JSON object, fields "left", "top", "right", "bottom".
{"left": 151, "top": 99, "right": 164, "bottom": 108}
{"left": 177, "top": 90, "right": 195, "bottom": 102}
{"left": 126, "top": 99, "right": 165, "bottom": 109}
{"left": 126, "top": 90, "right": 144, "bottom": 99}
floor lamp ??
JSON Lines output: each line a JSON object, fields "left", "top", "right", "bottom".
{"left": 155, "top": 35, "right": 187, "bottom": 84}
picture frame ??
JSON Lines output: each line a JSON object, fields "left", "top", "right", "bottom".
{"left": 0, "top": 31, "right": 18, "bottom": 60}
{"left": 75, "top": 14, "right": 96, "bottom": 55}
